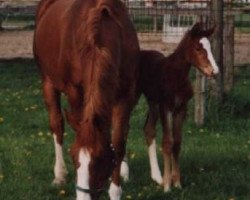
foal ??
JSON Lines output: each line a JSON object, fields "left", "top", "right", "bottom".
{"left": 139, "top": 23, "right": 219, "bottom": 192}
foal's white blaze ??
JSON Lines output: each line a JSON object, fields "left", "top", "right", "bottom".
{"left": 76, "top": 149, "right": 91, "bottom": 200}
{"left": 148, "top": 139, "right": 162, "bottom": 185}
{"left": 108, "top": 182, "right": 122, "bottom": 200}
{"left": 53, "top": 135, "right": 67, "bottom": 185}
{"left": 200, "top": 37, "right": 219, "bottom": 75}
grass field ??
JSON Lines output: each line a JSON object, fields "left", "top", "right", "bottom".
{"left": 0, "top": 59, "right": 249, "bottom": 200}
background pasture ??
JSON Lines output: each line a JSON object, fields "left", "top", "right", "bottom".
{"left": 0, "top": 59, "right": 249, "bottom": 200}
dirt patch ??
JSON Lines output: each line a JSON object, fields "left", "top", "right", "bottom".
{"left": 0, "top": 30, "right": 249, "bottom": 65}
{"left": 0, "top": 31, "right": 34, "bottom": 59}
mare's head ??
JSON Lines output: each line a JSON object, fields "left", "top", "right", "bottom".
{"left": 182, "top": 22, "right": 219, "bottom": 77}
{"left": 71, "top": 121, "right": 116, "bottom": 200}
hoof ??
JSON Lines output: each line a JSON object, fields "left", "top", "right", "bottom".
{"left": 108, "top": 182, "right": 122, "bottom": 200}
{"left": 173, "top": 182, "right": 182, "bottom": 189}
{"left": 52, "top": 177, "right": 66, "bottom": 186}
{"left": 163, "top": 184, "right": 171, "bottom": 193}
{"left": 151, "top": 172, "right": 163, "bottom": 185}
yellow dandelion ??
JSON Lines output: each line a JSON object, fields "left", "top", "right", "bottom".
{"left": 0, "top": 117, "right": 4, "bottom": 123}
{"left": 30, "top": 105, "right": 38, "bottom": 110}
{"left": 130, "top": 153, "right": 136, "bottom": 159}
{"left": 38, "top": 132, "right": 43, "bottom": 137}
{"left": 59, "top": 190, "right": 66, "bottom": 196}
{"left": 199, "top": 129, "right": 204, "bottom": 133}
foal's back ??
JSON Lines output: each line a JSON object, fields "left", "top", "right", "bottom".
{"left": 139, "top": 50, "right": 166, "bottom": 102}
{"left": 139, "top": 50, "right": 192, "bottom": 104}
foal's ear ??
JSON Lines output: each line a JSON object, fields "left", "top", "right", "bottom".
{"left": 190, "top": 22, "right": 203, "bottom": 38}
{"left": 201, "top": 25, "right": 216, "bottom": 38}
{"left": 190, "top": 22, "right": 216, "bottom": 38}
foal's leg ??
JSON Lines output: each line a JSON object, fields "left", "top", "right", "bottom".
{"left": 109, "top": 104, "right": 131, "bottom": 200}
{"left": 171, "top": 109, "right": 186, "bottom": 189}
{"left": 160, "top": 105, "right": 173, "bottom": 192}
{"left": 120, "top": 155, "right": 129, "bottom": 182}
{"left": 43, "top": 79, "right": 67, "bottom": 185}
{"left": 143, "top": 102, "right": 162, "bottom": 185}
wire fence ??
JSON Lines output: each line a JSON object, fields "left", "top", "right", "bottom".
{"left": 0, "top": 0, "right": 249, "bottom": 64}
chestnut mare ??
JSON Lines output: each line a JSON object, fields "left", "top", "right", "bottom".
{"left": 33, "top": 0, "right": 139, "bottom": 200}
{"left": 138, "top": 23, "right": 219, "bottom": 192}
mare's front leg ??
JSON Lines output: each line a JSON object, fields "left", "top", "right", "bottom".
{"left": 108, "top": 103, "right": 131, "bottom": 200}
{"left": 171, "top": 109, "right": 186, "bottom": 189}
{"left": 65, "top": 85, "right": 83, "bottom": 131}
{"left": 159, "top": 104, "right": 173, "bottom": 192}
{"left": 143, "top": 102, "right": 162, "bottom": 185}
{"left": 43, "top": 79, "right": 68, "bottom": 185}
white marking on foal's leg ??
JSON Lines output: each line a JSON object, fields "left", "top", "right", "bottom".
{"left": 200, "top": 37, "right": 219, "bottom": 74}
{"left": 108, "top": 182, "right": 122, "bottom": 200}
{"left": 148, "top": 139, "right": 162, "bottom": 185}
{"left": 76, "top": 149, "right": 91, "bottom": 200}
{"left": 52, "top": 135, "right": 68, "bottom": 185}
{"left": 120, "top": 159, "right": 129, "bottom": 182}
{"left": 163, "top": 111, "right": 173, "bottom": 192}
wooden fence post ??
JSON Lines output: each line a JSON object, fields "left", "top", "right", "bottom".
{"left": 0, "top": 17, "right": 2, "bottom": 31}
{"left": 194, "top": 15, "right": 209, "bottom": 126}
{"left": 194, "top": 70, "right": 206, "bottom": 126}
{"left": 211, "top": 0, "right": 224, "bottom": 103}
{"left": 223, "top": 14, "right": 234, "bottom": 94}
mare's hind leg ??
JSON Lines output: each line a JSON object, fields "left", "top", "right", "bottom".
{"left": 160, "top": 104, "right": 173, "bottom": 192}
{"left": 171, "top": 109, "right": 186, "bottom": 189}
{"left": 144, "top": 102, "right": 162, "bottom": 185}
{"left": 109, "top": 103, "right": 131, "bottom": 200}
{"left": 43, "top": 79, "right": 67, "bottom": 185}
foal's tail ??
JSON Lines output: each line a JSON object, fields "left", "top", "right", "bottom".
{"left": 79, "top": 1, "right": 121, "bottom": 154}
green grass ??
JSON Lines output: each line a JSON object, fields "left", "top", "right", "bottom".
{"left": 0, "top": 59, "right": 249, "bottom": 200}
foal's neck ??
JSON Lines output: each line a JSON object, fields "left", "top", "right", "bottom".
{"left": 168, "top": 47, "right": 191, "bottom": 78}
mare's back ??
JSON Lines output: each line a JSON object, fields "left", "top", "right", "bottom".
{"left": 34, "top": 0, "right": 139, "bottom": 93}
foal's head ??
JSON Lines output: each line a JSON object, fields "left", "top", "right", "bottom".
{"left": 182, "top": 22, "right": 219, "bottom": 77}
